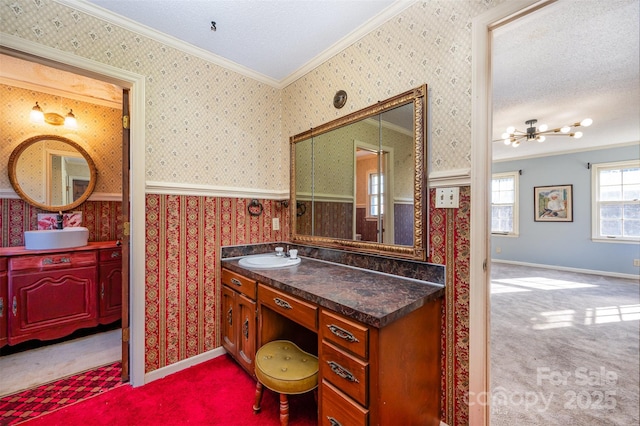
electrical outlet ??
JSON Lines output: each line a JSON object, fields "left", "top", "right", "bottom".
{"left": 634, "top": 259, "right": 640, "bottom": 267}
{"left": 272, "top": 217, "right": 280, "bottom": 231}
{"left": 495, "top": 247, "right": 502, "bottom": 254}
{"left": 435, "top": 187, "right": 460, "bottom": 208}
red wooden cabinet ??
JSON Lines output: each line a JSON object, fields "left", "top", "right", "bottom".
{"left": 8, "top": 251, "right": 98, "bottom": 346}
{"left": 0, "top": 257, "right": 7, "bottom": 348}
{"left": 98, "top": 248, "right": 122, "bottom": 324}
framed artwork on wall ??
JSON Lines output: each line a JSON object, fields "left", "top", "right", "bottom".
{"left": 534, "top": 184, "right": 573, "bottom": 222}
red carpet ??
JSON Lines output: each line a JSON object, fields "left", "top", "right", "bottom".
{"left": 0, "top": 362, "right": 123, "bottom": 425}
{"left": 19, "top": 355, "right": 317, "bottom": 425}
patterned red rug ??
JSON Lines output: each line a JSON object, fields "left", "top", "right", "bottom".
{"left": 0, "top": 362, "right": 123, "bottom": 425}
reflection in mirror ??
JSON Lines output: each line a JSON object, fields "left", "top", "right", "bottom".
{"left": 8, "top": 135, "right": 97, "bottom": 211}
{"left": 290, "top": 85, "right": 427, "bottom": 260}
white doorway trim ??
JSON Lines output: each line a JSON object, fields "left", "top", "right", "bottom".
{"left": 1, "top": 34, "right": 147, "bottom": 387}
{"left": 470, "top": 1, "right": 553, "bottom": 424}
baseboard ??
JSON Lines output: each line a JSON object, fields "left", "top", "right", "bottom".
{"left": 143, "top": 346, "right": 227, "bottom": 385}
{"left": 492, "top": 259, "right": 639, "bottom": 281}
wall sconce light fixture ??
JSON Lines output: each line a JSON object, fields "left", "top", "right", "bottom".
{"left": 30, "top": 102, "right": 78, "bottom": 129}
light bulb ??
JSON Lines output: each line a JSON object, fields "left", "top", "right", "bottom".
{"left": 64, "top": 110, "right": 77, "bottom": 129}
{"left": 503, "top": 139, "right": 511, "bottom": 145}
{"left": 30, "top": 102, "right": 44, "bottom": 123}
{"left": 561, "top": 125, "right": 571, "bottom": 133}
{"left": 512, "top": 140, "right": 520, "bottom": 147}
{"left": 506, "top": 126, "right": 515, "bottom": 134}
{"left": 573, "top": 131, "right": 583, "bottom": 139}
{"left": 537, "top": 136, "right": 546, "bottom": 143}
{"left": 538, "top": 124, "right": 548, "bottom": 132}
{"left": 501, "top": 132, "right": 509, "bottom": 139}
{"left": 580, "top": 118, "right": 592, "bottom": 127}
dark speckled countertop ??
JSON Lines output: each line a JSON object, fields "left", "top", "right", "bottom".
{"left": 222, "top": 254, "right": 444, "bottom": 329}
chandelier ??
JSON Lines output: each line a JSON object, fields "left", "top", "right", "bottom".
{"left": 496, "top": 118, "right": 592, "bottom": 147}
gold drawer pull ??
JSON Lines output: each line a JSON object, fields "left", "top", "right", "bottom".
{"left": 12, "top": 296, "right": 17, "bottom": 317}
{"left": 43, "top": 257, "right": 71, "bottom": 265}
{"left": 327, "top": 361, "right": 359, "bottom": 383}
{"left": 327, "top": 417, "right": 342, "bottom": 426}
{"left": 110, "top": 251, "right": 121, "bottom": 258}
{"left": 273, "top": 297, "right": 292, "bottom": 310}
{"left": 327, "top": 324, "right": 359, "bottom": 343}
{"left": 230, "top": 278, "right": 242, "bottom": 287}
{"left": 227, "top": 307, "right": 233, "bottom": 325}
{"left": 0, "top": 296, "right": 3, "bottom": 318}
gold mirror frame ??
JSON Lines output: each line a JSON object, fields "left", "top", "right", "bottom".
{"left": 290, "top": 84, "right": 427, "bottom": 260}
{"left": 8, "top": 135, "right": 97, "bottom": 211}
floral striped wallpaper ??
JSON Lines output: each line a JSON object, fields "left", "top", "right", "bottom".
{"left": 144, "top": 195, "right": 289, "bottom": 369}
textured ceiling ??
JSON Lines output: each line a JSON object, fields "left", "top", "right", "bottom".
{"left": 492, "top": 0, "right": 639, "bottom": 161}
{"left": 87, "top": 0, "right": 398, "bottom": 82}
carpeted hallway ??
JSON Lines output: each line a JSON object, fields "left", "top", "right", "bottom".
{"left": 490, "top": 262, "right": 639, "bottom": 425}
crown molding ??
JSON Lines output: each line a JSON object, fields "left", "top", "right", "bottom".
{"left": 280, "top": 0, "right": 418, "bottom": 87}
{"left": 55, "top": 0, "right": 280, "bottom": 88}
{"left": 56, "top": 0, "right": 416, "bottom": 90}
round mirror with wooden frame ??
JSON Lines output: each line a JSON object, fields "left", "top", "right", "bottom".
{"left": 8, "top": 135, "right": 97, "bottom": 211}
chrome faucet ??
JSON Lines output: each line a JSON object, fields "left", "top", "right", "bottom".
{"left": 56, "top": 211, "right": 64, "bottom": 229}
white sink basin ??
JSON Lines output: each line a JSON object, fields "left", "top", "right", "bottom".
{"left": 238, "top": 254, "right": 301, "bottom": 269}
{"left": 24, "top": 227, "right": 89, "bottom": 250}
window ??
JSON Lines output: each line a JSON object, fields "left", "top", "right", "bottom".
{"left": 492, "top": 171, "right": 519, "bottom": 236}
{"left": 592, "top": 160, "right": 640, "bottom": 242}
{"left": 368, "top": 172, "right": 384, "bottom": 217}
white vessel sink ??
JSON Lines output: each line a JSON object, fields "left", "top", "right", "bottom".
{"left": 238, "top": 254, "right": 301, "bottom": 269}
{"left": 24, "top": 227, "right": 89, "bottom": 250}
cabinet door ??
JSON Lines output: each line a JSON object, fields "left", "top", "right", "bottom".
{"left": 236, "top": 292, "right": 256, "bottom": 374}
{"left": 8, "top": 266, "right": 98, "bottom": 345}
{"left": 99, "top": 260, "right": 122, "bottom": 324}
{"left": 0, "top": 258, "right": 7, "bottom": 348}
{"left": 221, "top": 285, "right": 237, "bottom": 357}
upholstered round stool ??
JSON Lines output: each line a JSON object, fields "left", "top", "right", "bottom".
{"left": 253, "top": 340, "right": 318, "bottom": 426}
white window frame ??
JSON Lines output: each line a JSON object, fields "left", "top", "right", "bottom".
{"left": 491, "top": 171, "right": 519, "bottom": 237}
{"left": 591, "top": 159, "right": 640, "bottom": 243}
{"left": 367, "top": 171, "right": 384, "bottom": 218}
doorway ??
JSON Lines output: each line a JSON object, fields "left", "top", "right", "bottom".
{"left": 0, "top": 36, "right": 146, "bottom": 388}
{"left": 0, "top": 57, "right": 125, "bottom": 395}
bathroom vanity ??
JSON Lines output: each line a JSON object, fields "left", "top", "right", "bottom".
{"left": 0, "top": 241, "right": 122, "bottom": 347}
{"left": 221, "top": 248, "right": 444, "bottom": 426}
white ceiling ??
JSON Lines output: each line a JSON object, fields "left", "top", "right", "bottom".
{"left": 86, "top": 0, "right": 401, "bottom": 83}
{"left": 492, "top": 0, "right": 639, "bottom": 161}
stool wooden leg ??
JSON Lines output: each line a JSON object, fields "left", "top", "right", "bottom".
{"left": 253, "top": 381, "right": 263, "bottom": 413}
{"left": 279, "top": 393, "right": 289, "bottom": 426}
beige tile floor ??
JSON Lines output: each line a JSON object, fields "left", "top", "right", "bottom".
{"left": 0, "top": 329, "right": 121, "bottom": 397}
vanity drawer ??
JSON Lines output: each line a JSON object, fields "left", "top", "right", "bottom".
{"left": 320, "top": 310, "right": 368, "bottom": 359}
{"left": 258, "top": 284, "right": 317, "bottom": 331}
{"left": 222, "top": 268, "right": 256, "bottom": 300}
{"left": 322, "top": 380, "right": 368, "bottom": 426}
{"left": 9, "top": 251, "right": 97, "bottom": 272}
{"left": 321, "top": 341, "right": 368, "bottom": 407}
{"left": 99, "top": 247, "right": 122, "bottom": 262}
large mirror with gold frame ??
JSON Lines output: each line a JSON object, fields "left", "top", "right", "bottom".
{"left": 8, "top": 135, "right": 97, "bottom": 211}
{"left": 290, "top": 84, "right": 427, "bottom": 260}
